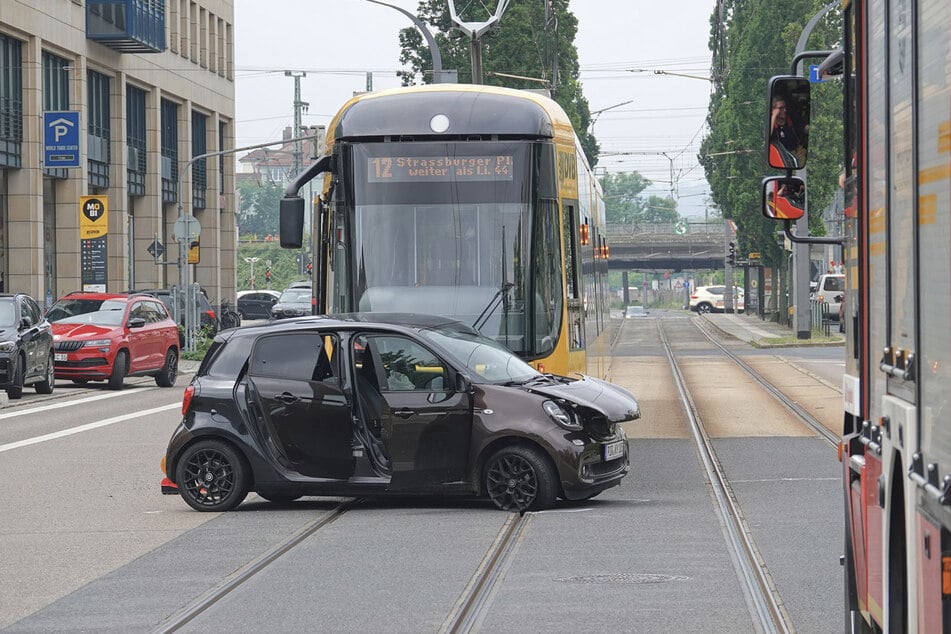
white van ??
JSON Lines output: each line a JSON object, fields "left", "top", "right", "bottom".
{"left": 811, "top": 273, "right": 844, "bottom": 320}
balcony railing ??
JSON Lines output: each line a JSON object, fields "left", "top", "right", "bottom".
{"left": 86, "top": 0, "right": 166, "bottom": 54}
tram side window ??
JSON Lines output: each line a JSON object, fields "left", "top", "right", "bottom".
{"left": 533, "top": 200, "right": 563, "bottom": 355}
{"left": 563, "top": 202, "right": 583, "bottom": 351}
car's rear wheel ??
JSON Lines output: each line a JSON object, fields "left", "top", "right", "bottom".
{"left": 696, "top": 303, "right": 713, "bottom": 314}
{"left": 175, "top": 440, "right": 250, "bottom": 512}
{"left": 6, "top": 354, "right": 23, "bottom": 400}
{"left": 484, "top": 445, "right": 558, "bottom": 512}
{"left": 108, "top": 350, "right": 128, "bottom": 390}
{"left": 155, "top": 348, "right": 178, "bottom": 388}
{"left": 34, "top": 351, "right": 55, "bottom": 394}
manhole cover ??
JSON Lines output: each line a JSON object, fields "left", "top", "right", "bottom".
{"left": 554, "top": 573, "right": 689, "bottom": 585}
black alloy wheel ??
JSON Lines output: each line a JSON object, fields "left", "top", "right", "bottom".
{"left": 6, "top": 354, "right": 23, "bottom": 399}
{"left": 175, "top": 440, "right": 250, "bottom": 512}
{"left": 696, "top": 303, "right": 713, "bottom": 314}
{"left": 35, "top": 351, "right": 55, "bottom": 394}
{"left": 108, "top": 350, "right": 128, "bottom": 390}
{"left": 155, "top": 348, "right": 178, "bottom": 388}
{"left": 484, "top": 446, "right": 557, "bottom": 512}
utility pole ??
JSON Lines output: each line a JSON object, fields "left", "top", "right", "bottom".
{"left": 285, "top": 71, "right": 308, "bottom": 177}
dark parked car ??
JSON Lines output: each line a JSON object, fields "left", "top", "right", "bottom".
{"left": 129, "top": 288, "right": 219, "bottom": 336}
{"left": 161, "top": 313, "right": 639, "bottom": 512}
{"left": 47, "top": 292, "right": 180, "bottom": 390}
{"left": 270, "top": 286, "right": 312, "bottom": 319}
{"left": 236, "top": 290, "right": 280, "bottom": 320}
{"left": 0, "top": 293, "right": 55, "bottom": 399}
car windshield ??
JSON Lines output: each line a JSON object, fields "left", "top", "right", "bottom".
{"left": 51, "top": 299, "right": 127, "bottom": 326}
{"left": 418, "top": 324, "right": 539, "bottom": 383}
{"left": 279, "top": 289, "right": 311, "bottom": 303}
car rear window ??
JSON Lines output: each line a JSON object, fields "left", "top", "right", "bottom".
{"left": 201, "top": 334, "right": 250, "bottom": 377}
{"left": 823, "top": 276, "right": 844, "bottom": 292}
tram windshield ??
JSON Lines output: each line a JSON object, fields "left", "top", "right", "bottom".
{"left": 341, "top": 141, "right": 563, "bottom": 357}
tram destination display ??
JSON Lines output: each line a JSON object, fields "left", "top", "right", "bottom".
{"left": 367, "top": 155, "right": 514, "bottom": 182}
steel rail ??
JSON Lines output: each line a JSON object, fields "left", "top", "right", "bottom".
{"left": 152, "top": 500, "right": 352, "bottom": 633}
{"left": 693, "top": 317, "right": 839, "bottom": 446}
{"left": 441, "top": 512, "right": 532, "bottom": 634}
{"left": 657, "top": 320, "right": 791, "bottom": 634}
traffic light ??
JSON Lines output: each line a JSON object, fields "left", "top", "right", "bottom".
{"left": 727, "top": 241, "right": 736, "bottom": 266}
{"left": 306, "top": 260, "right": 313, "bottom": 276}
{"left": 264, "top": 266, "right": 271, "bottom": 283}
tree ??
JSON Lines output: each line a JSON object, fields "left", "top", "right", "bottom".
{"left": 396, "top": 0, "right": 599, "bottom": 166}
{"left": 700, "top": 0, "right": 843, "bottom": 268}
{"left": 236, "top": 180, "right": 283, "bottom": 238}
{"left": 599, "top": 172, "right": 650, "bottom": 224}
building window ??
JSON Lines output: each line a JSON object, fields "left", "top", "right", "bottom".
{"left": 191, "top": 111, "right": 207, "bottom": 209}
{"left": 0, "top": 35, "right": 23, "bottom": 169}
{"left": 87, "top": 70, "right": 111, "bottom": 189}
{"left": 43, "top": 52, "right": 70, "bottom": 179}
{"left": 127, "top": 86, "right": 147, "bottom": 195}
{"left": 219, "top": 121, "right": 226, "bottom": 194}
{"left": 161, "top": 98, "right": 178, "bottom": 203}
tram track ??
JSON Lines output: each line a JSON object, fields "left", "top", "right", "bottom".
{"left": 151, "top": 497, "right": 532, "bottom": 634}
{"left": 153, "top": 501, "right": 354, "bottom": 633}
{"left": 657, "top": 319, "right": 792, "bottom": 634}
{"left": 691, "top": 317, "right": 839, "bottom": 446}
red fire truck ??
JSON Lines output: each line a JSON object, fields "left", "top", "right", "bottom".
{"left": 762, "top": 0, "right": 951, "bottom": 631}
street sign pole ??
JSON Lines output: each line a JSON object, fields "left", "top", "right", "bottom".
{"left": 175, "top": 133, "right": 323, "bottom": 351}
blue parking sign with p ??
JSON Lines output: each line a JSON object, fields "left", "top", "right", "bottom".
{"left": 44, "top": 111, "right": 81, "bottom": 168}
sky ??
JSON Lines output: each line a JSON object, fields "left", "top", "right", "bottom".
{"left": 233, "top": 0, "right": 717, "bottom": 218}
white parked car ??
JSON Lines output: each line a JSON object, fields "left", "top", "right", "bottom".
{"left": 689, "top": 285, "right": 744, "bottom": 314}
{"left": 625, "top": 305, "right": 649, "bottom": 318}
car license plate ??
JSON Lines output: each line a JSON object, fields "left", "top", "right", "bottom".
{"left": 603, "top": 440, "right": 625, "bottom": 461}
{"left": 54, "top": 353, "right": 67, "bottom": 362}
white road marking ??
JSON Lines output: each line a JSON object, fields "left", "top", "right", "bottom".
{"left": 0, "top": 403, "right": 179, "bottom": 453}
{"left": 0, "top": 387, "right": 163, "bottom": 421}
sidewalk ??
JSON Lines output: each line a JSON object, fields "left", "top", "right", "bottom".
{"left": 701, "top": 312, "right": 844, "bottom": 348}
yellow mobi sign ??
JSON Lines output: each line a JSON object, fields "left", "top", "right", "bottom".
{"left": 80, "top": 195, "right": 108, "bottom": 239}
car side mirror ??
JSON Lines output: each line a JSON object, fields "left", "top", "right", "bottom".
{"left": 19, "top": 318, "right": 30, "bottom": 330}
{"left": 454, "top": 373, "right": 472, "bottom": 395}
{"left": 767, "top": 76, "right": 811, "bottom": 170}
{"left": 128, "top": 317, "right": 146, "bottom": 329}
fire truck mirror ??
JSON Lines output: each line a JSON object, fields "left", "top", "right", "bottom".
{"left": 767, "top": 75, "right": 811, "bottom": 170}
{"left": 761, "top": 176, "right": 806, "bottom": 221}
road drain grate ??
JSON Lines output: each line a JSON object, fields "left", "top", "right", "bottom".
{"left": 554, "top": 573, "right": 689, "bottom": 584}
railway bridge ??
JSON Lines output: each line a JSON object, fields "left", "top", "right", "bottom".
{"left": 605, "top": 222, "right": 728, "bottom": 271}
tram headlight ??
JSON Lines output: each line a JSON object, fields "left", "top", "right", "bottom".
{"left": 543, "top": 400, "right": 583, "bottom": 431}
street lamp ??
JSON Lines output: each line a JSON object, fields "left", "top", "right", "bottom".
{"left": 244, "top": 257, "right": 260, "bottom": 289}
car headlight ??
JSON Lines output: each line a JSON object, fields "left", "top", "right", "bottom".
{"left": 543, "top": 400, "right": 583, "bottom": 431}
{"left": 83, "top": 339, "right": 112, "bottom": 348}
{"left": 0, "top": 341, "right": 16, "bottom": 353}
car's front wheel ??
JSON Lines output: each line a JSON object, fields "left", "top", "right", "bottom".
{"left": 108, "top": 350, "right": 128, "bottom": 390}
{"left": 175, "top": 440, "right": 250, "bottom": 512}
{"left": 484, "top": 445, "right": 558, "bottom": 512}
{"left": 6, "top": 354, "right": 23, "bottom": 399}
{"left": 155, "top": 348, "right": 178, "bottom": 388}
{"left": 35, "top": 351, "right": 55, "bottom": 394}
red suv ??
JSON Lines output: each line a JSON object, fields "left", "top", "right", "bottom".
{"left": 46, "top": 292, "right": 180, "bottom": 390}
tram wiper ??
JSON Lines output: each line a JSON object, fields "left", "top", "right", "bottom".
{"left": 472, "top": 282, "right": 514, "bottom": 332}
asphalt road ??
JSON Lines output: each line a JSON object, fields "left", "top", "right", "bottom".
{"left": 0, "top": 314, "right": 846, "bottom": 633}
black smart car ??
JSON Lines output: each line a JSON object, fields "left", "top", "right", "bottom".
{"left": 161, "top": 313, "right": 638, "bottom": 512}
{"left": 0, "top": 292, "right": 55, "bottom": 399}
